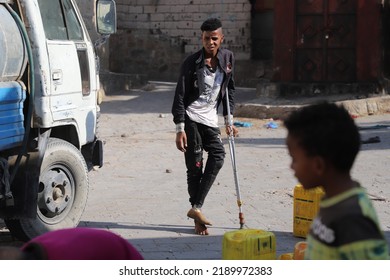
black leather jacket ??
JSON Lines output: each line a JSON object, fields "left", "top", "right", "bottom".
{"left": 171, "top": 48, "right": 236, "bottom": 125}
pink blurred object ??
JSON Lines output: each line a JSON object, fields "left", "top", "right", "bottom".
{"left": 21, "top": 227, "right": 144, "bottom": 260}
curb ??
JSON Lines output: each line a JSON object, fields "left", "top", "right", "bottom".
{"left": 235, "top": 95, "right": 390, "bottom": 120}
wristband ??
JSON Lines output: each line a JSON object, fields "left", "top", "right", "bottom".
{"left": 176, "top": 123, "right": 185, "bottom": 133}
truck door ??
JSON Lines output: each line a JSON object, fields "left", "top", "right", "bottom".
{"left": 37, "top": 0, "right": 97, "bottom": 144}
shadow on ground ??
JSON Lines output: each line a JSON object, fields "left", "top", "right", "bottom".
{"left": 79, "top": 220, "right": 390, "bottom": 260}
{"left": 1, "top": 218, "right": 389, "bottom": 260}
{"left": 100, "top": 83, "right": 257, "bottom": 116}
{"left": 80, "top": 220, "right": 304, "bottom": 260}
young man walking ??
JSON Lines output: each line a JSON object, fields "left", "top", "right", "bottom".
{"left": 172, "top": 18, "right": 238, "bottom": 235}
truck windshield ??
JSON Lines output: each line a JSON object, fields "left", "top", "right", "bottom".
{"left": 37, "top": 0, "right": 83, "bottom": 41}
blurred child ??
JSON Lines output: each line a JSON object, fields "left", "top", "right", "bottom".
{"left": 284, "top": 102, "right": 389, "bottom": 259}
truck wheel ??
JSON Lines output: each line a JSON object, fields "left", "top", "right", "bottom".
{"left": 5, "top": 138, "right": 89, "bottom": 241}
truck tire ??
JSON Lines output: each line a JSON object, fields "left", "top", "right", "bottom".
{"left": 5, "top": 138, "right": 89, "bottom": 241}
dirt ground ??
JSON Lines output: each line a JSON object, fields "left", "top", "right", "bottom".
{"left": 86, "top": 82, "right": 390, "bottom": 258}
{"left": 1, "top": 82, "right": 390, "bottom": 259}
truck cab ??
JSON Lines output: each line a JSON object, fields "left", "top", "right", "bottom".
{"left": 0, "top": 0, "right": 116, "bottom": 241}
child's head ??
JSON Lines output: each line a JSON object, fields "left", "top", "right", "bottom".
{"left": 284, "top": 102, "right": 360, "bottom": 189}
{"left": 200, "top": 18, "right": 224, "bottom": 56}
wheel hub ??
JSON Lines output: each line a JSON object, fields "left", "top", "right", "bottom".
{"left": 38, "top": 169, "right": 72, "bottom": 217}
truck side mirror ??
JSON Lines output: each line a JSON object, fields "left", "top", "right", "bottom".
{"left": 96, "top": 0, "right": 117, "bottom": 35}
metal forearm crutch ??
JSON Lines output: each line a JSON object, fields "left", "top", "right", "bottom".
{"left": 225, "top": 88, "right": 245, "bottom": 229}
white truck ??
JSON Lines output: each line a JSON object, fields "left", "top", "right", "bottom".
{"left": 0, "top": 0, "right": 116, "bottom": 241}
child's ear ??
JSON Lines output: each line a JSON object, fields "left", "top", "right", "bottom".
{"left": 313, "top": 156, "right": 326, "bottom": 176}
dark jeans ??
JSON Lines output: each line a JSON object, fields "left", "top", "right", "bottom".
{"left": 184, "top": 117, "right": 225, "bottom": 208}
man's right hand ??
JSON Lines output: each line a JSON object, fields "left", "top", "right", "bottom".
{"left": 175, "top": 132, "right": 187, "bottom": 152}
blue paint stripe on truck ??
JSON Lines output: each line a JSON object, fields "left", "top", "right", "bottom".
{"left": 0, "top": 81, "right": 26, "bottom": 150}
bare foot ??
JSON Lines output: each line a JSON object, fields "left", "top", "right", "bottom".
{"left": 187, "top": 208, "right": 212, "bottom": 225}
{"left": 194, "top": 221, "right": 209, "bottom": 235}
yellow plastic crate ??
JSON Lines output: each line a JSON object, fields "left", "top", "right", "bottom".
{"left": 293, "top": 184, "right": 325, "bottom": 238}
{"left": 278, "top": 253, "right": 294, "bottom": 260}
{"left": 222, "top": 229, "right": 276, "bottom": 260}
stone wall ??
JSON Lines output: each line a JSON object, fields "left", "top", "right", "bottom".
{"left": 115, "top": 0, "right": 252, "bottom": 59}
{"left": 74, "top": 0, "right": 266, "bottom": 89}
{"left": 109, "top": 0, "right": 263, "bottom": 87}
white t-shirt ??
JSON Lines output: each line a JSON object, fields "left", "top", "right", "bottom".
{"left": 186, "top": 65, "right": 223, "bottom": 128}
